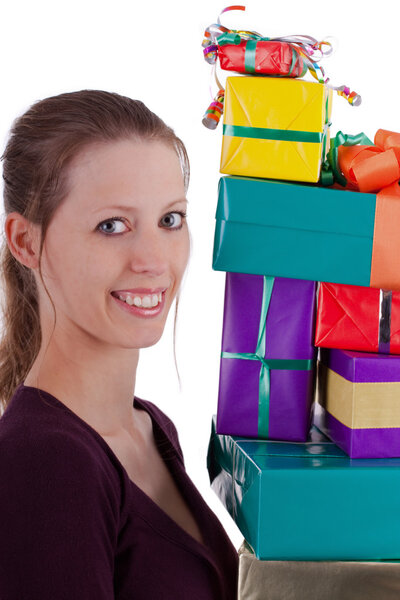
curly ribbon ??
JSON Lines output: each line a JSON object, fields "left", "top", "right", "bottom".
{"left": 202, "top": 7, "right": 360, "bottom": 128}
{"left": 221, "top": 276, "right": 314, "bottom": 438}
{"left": 201, "top": 5, "right": 361, "bottom": 126}
{"left": 202, "top": 89, "right": 225, "bottom": 129}
{"left": 202, "top": 7, "right": 330, "bottom": 83}
{"left": 335, "top": 85, "right": 361, "bottom": 106}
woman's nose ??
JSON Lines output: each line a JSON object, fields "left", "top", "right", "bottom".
{"left": 128, "top": 228, "right": 169, "bottom": 277}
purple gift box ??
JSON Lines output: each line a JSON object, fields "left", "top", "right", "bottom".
{"left": 314, "top": 348, "right": 400, "bottom": 458}
{"left": 216, "top": 273, "right": 317, "bottom": 441}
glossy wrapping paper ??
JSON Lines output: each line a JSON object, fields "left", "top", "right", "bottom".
{"left": 220, "top": 77, "right": 332, "bottom": 182}
{"left": 315, "top": 282, "right": 400, "bottom": 353}
{"left": 217, "top": 273, "right": 316, "bottom": 441}
{"left": 213, "top": 176, "right": 400, "bottom": 291}
{"left": 337, "top": 129, "right": 400, "bottom": 193}
{"left": 315, "top": 348, "right": 400, "bottom": 458}
{"left": 218, "top": 40, "right": 305, "bottom": 76}
{"left": 207, "top": 415, "right": 400, "bottom": 560}
{"left": 238, "top": 540, "right": 400, "bottom": 600}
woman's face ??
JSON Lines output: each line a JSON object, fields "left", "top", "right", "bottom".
{"left": 38, "top": 138, "right": 190, "bottom": 351}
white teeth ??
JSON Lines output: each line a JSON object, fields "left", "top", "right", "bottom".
{"left": 115, "top": 292, "right": 163, "bottom": 308}
{"left": 141, "top": 296, "right": 152, "bottom": 308}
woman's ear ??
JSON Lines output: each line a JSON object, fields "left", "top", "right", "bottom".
{"left": 4, "top": 212, "right": 41, "bottom": 270}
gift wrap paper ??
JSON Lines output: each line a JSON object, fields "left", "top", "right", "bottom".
{"left": 315, "top": 282, "right": 400, "bottom": 354}
{"left": 213, "top": 175, "right": 400, "bottom": 290}
{"left": 218, "top": 40, "right": 305, "bottom": 77}
{"left": 315, "top": 348, "right": 400, "bottom": 458}
{"left": 238, "top": 540, "right": 400, "bottom": 600}
{"left": 207, "top": 415, "right": 400, "bottom": 559}
{"left": 220, "top": 77, "right": 332, "bottom": 183}
{"left": 217, "top": 273, "right": 316, "bottom": 441}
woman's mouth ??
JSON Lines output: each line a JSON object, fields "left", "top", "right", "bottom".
{"left": 111, "top": 290, "right": 166, "bottom": 318}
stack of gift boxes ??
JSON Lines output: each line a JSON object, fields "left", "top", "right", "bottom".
{"left": 203, "top": 10, "right": 400, "bottom": 599}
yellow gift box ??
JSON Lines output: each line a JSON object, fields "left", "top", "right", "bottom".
{"left": 220, "top": 76, "right": 333, "bottom": 182}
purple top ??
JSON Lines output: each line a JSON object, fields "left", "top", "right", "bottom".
{"left": 0, "top": 384, "right": 238, "bottom": 599}
{"left": 320, "top": 347, "right": 400, "bottom": 382}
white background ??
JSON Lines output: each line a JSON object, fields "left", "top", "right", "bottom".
{"left": 1, "top": 0, "right": 399, "bottom": 550}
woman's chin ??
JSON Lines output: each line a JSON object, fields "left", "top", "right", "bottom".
{"left": 121, "top": 329, "right": 164, "bottom": 350}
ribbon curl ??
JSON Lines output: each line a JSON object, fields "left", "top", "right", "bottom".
{"left": 202, "top": 6, "right": 331, "bottom": 83}
{"left": 202, "top": 5, "right": 361, "bottom": 128}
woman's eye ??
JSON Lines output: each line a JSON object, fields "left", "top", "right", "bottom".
{"left": 97, "top": 218, "right": 128, "bottom": 235}
{"left": 160, "top": 211, "right": 186, "bottom": 230}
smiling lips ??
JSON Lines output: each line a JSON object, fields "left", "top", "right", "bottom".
{"left": 111, "top": 287, "right": 167, "bottom": 309}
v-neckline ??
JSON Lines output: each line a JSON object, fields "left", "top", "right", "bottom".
{"left": 18, "top": 383, "right": 212, "bottom": 559}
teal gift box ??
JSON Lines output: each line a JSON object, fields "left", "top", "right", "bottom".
{"left": 212, "top": 175, "right": 400, "bottom": 290}
{"left": 207, "top": 415, "right": 400, "bottom": 560}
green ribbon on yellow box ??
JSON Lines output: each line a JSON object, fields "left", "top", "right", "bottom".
{"left": 222, "top": 124, "right": 323, "bottom": 143}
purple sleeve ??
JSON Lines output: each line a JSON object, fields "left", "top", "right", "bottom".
{"left": 0, "top": 431, "right": 120, "bottom": 599}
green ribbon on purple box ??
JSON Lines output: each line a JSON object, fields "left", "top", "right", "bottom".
{"left": 221, "top": 276, "right": 314, "bottom": 438}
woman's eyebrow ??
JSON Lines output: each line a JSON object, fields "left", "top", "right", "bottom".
{"left": 162, "top": 198, "right": 189, "bottom": 210}
{"left": 92, "top": 198, "right": 188, "bottom": 214}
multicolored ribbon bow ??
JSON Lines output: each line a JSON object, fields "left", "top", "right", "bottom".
{"left": 202, "top": 5, "right": 361, "bottom": 129}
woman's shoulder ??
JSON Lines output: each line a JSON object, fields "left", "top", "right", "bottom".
{"left": 0, "top": 384, "right": 122, "bottom": 493}
{"left": 0, "top": 385, "right": 120, "bottom": 598}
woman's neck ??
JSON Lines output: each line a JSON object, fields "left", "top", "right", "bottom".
{"left": 24, "top": 336, "right": 140, "bottom": 436}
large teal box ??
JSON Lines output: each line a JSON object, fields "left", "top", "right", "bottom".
{"left": 212, "top": 176, "right": 378, "bottom": 288}
{"left": 207, "top": 415, "right": 400, "bottom": 560}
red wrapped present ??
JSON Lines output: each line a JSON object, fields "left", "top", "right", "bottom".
{"left": 315, "top": 282, "right": 400, "bottom": 354}
{"left": 217, "top": 39, "right": 305, "bottom": 76}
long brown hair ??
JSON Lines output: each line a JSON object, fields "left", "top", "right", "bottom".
{"left": 0, "top": 90, "right": 190, "bottom": 414}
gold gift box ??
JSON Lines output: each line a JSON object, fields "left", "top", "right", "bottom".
{"left": 220, "top": 76, "right": 332, "bottom": 183}
{"left": 238, "top": 540, "right": 400, "bottom": 600}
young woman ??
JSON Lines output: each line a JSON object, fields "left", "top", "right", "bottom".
{"left": 0, "top": 90, "right": 238, "bottom": 599}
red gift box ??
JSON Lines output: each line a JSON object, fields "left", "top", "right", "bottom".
{"left": 218, "top": 40, "right": 304, "bottom": 76}
{"left": 315, "top": 282, "right": 400, "bottom": 354}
